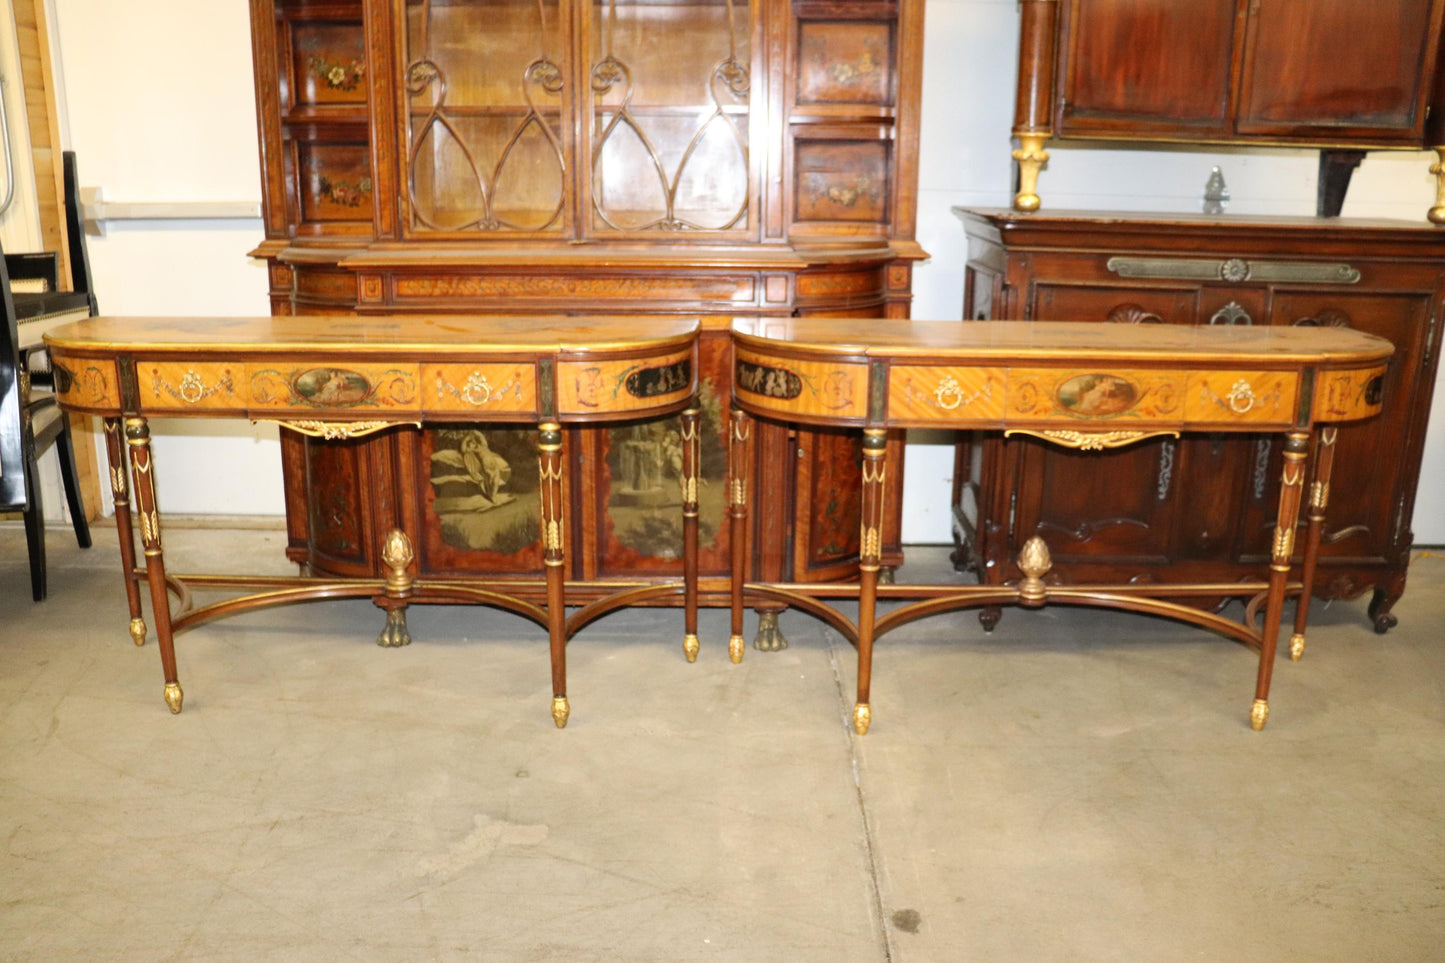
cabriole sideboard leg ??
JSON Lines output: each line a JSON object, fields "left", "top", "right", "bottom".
{"left": 1290, "top": 428, "right": 1338, "bottom": 661}
{"left": 1253, "top": 431, "right": 1310, "bottom": 731}
{"left": 125, "top": 417, "right": 182, "bottom": 714}
{"left": 681, "top": 406, "right": 700, "bottom": 663}
{"left": 538, "top": 422, "right": 569, "bottom": 728}
{"left": 853, "top": 429, "right": 888, "bottom": 736}
{"left": 1367, "top": 582, "right": 1404, "bottom": 635}
{"left": 727, "top": 409, "right": 751, "bottom": 665}
{"left": 103, "top": 417, "right": 146, "bottom": 646}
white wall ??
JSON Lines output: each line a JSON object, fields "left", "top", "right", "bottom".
{"left": 40, "top": 0, "right": 1445, "bottom": 542}
{"left": 48, "top": 0, "right": 277, "bottom": 516}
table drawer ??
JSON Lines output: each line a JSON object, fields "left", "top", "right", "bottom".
{"left": 889, "top": 366, "right": 1005, "bottom": 422}
{"left": 138, "top": 362, "right": 244, "bottom": 411}
{"left": 423, "top": 362, "right": 537, "bottom": 415}
{"left": 247, "top": 362, "right": 421, "bottom": 414}
{"left": 1183, "top": 370, "right": 1297, "bottom": 425}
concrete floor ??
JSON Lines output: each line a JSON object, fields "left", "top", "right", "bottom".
{"left": 2, "top": 521, "right": 1443, "bottom": 961}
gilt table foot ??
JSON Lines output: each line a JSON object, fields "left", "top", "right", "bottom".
{"left": 1250, "top": 698, "right": 1269, "bottom": 732}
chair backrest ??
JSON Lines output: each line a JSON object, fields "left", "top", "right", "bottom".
{"left": 0, "top": 242, "right": 28, "bottom": 509}
{"left": 62, "top": 152, "right": 97, "bottom": 315}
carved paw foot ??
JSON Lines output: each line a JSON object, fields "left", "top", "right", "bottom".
{"left": 1368, "top": 589, "right": 1399, "bottom": 635}
{"left": 978, "top": 605, "right": 1002, "bottom": 633}
{"left": 377, "top": 607, "right": 411, "bottom": 647}
{"left": 753, "top": 612, "right": 788, "bottom": 652}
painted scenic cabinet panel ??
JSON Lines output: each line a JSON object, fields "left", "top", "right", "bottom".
{"left": 249, "top": 0, "right": 926, "bottom": 599}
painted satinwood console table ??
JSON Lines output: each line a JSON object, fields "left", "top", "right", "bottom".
{"left": 45, "top": 315, "right": 701, "bottom": 727}
{"left": 728, "top": 318, "right": 1393, "bottom": 733}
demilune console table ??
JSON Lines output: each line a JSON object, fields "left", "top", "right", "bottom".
{"left": 728, "top": 318, "right": 1393, "bottom": 733}
{"left": 45, "top": 315, "right": 701, "bottom": 727}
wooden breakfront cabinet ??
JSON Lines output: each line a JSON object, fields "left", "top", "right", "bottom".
{"left": 248, "top": 0, "right": 925, "bottom": 621}
{"left": 956, "top": 208, "right": 1445, "bottom": 633}
{"left": 1010, "top": 0, "right": 1445, "bottom": 220}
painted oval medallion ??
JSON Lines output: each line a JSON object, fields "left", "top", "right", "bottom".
{"left": 291, "top": 367, "right": 372, "bottom": 407}
{"left": 1056, "top": 373, "right": 1139, "bottom": 417}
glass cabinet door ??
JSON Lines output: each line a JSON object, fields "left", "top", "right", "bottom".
{"left": 401, "top": 0, "right": 569, "bottom": 233}
{"left": 585, "top": 0, "right": 752, "bottom": 234}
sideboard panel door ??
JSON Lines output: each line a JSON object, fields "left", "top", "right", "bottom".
{"left": 1059, "top": 0, "right": 1239, "bottom": 136}
{"left": 1236, "top": 0, "right": 1439, "bottom": 138}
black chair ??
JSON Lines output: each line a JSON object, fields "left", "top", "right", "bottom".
{"left": 11, "top": 153, "right": 97, "bottom": 376}
{"left": 2, "top": 157, "right": 94, "bottom": 600}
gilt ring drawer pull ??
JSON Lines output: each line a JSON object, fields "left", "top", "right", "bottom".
{"left": 460, "top": 372, "right": 493, "bottom": 406}
{"left": 933, "top": 376, "right": 989, "bottom": 411}
{"left": 1227, "top": 379, "right": 1256, "bottom": 414}
{"left": 436, "top": 370, "right": 494, "bottom": 406}
{"left": 154, "top": 368, "right": 233, "bottom": 405}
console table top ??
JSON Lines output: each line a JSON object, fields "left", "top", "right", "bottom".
{"left": 44, "top": 315, "right": 700, "bottom": 356}
{"left": 731, "top": 318, "right": 1394, "bottom": 366}
{"left": 44, "top": 315, "right": 701, "bottom": 424}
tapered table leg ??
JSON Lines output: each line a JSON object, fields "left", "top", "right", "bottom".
{"left": 1290, "top": 427, "right": 1338, "bottom": 661}
{"left": 538, "top": 422, "right": 569, "bottom": 728}
{"left": 727, "top": 409, "right": 752, "bottom": 665}
{"left": 853, "top": 428, "right": 888, "bottom": 736}
{"left": 125, "top": 417, "right": 182, "bottom": 713}
{"left": 680, "top": 406, "right": 701, "bottom": 662}
{"left": 103, "top": 418, "right": 147, "bottom": 646}
{"left": 1253, "top": 430, "right": 1310, "bottom": 731}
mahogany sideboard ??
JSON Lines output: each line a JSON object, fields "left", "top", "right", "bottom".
{"left": 45, "top": 315, "right": 702, "bottom": 728}
{"left": 728, "top": 318, "right": 1393, "bottom": 733}
{"left": 956, "top": 209, "right": 1445, "bottom": 634}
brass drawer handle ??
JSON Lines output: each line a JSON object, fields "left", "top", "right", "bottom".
{"left": 1106, "top": 256, "right": 1360, "bottom": 285}
{"left": 1209, "top": 301, "right": 1253, "bottom": 326}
